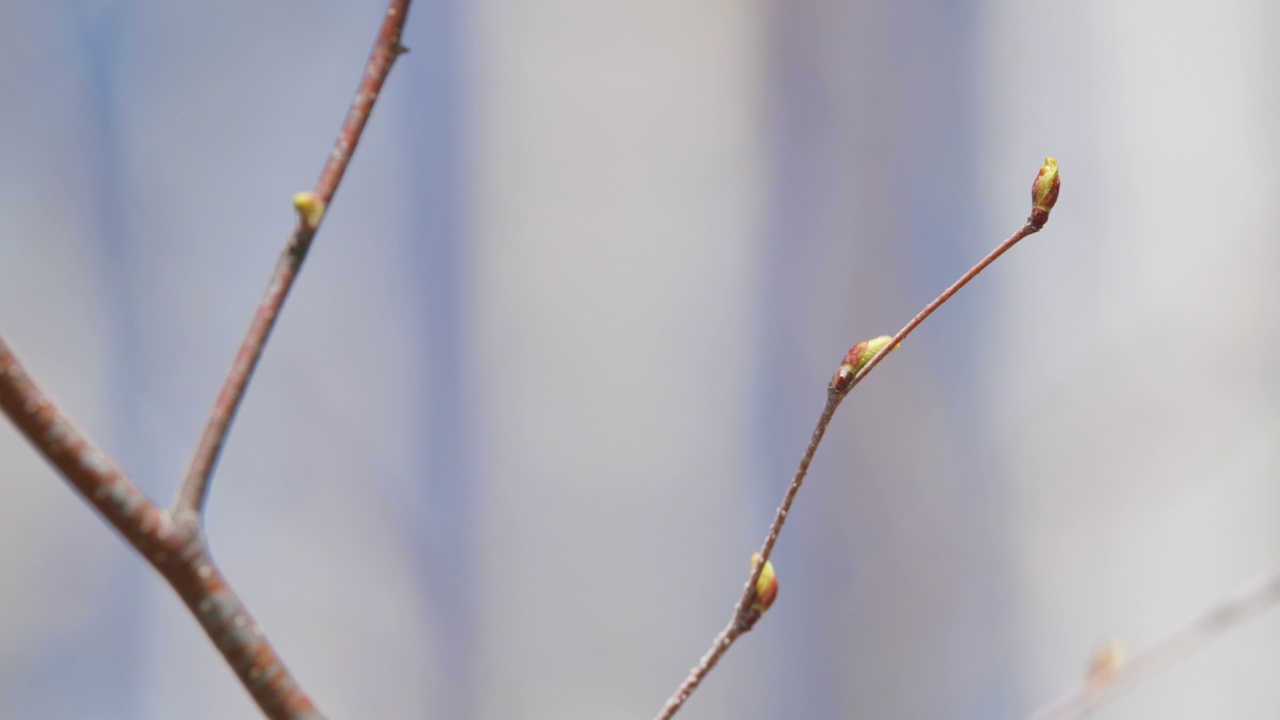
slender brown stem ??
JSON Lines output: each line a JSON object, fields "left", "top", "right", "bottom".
{"left": 174, "top": 0, "right": 413, "bottom": 521}
{"left": 655, "top": 624, "right": 746, "bottom": 720}
{"left": 656, "top": 217, "right": 1046, "bottom": 719}
{"left": 654, "top": 394, "right": 839, "bottom": 720}
{"left": 0, "top": 337, "right": 325, "bottom": 720}
{"left": 1027, "top": 567, "right": 1280, "bottom": 720}
{"left": 846, "top": 221, "right": 1039, "bottom": 393}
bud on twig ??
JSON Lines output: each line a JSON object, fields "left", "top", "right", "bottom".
{"left": 831, "top": 335, "right": 897, "bottom": 394}
{"left": 1086, "top": 637, "right": 1125, "bottom": 684}
{"left": 742, "top": 553, "right": 779, "bottom": 631}
{"left": 1083, "top": 637, "right": 1126, "bottom": 705}
{"left": 292, "top": 191, "right": 327, "bottom": 228}
{"left": 1029, "top": 157, "right": 1059, "bottom": 230}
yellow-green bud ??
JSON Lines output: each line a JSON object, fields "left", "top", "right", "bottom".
{"left": 831, "top": 335, "right": 898, "bottom": 393}
{"left": 1030, "top": 157, "right": 1059, "bottom": 230}
{"left": 751, "top": 553, "right": 778, "bottom": 613}
{"left": 292, "top": 191, "right": 326, "bottom": 227}
{"left": 741, "top": 553, "right": 779, "bottom": 631}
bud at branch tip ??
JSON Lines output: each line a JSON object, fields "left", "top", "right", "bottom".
{"left": 1029, "top": 157, "right": 1059, "bottom": 230}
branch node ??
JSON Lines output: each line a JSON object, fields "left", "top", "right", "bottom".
{"left": 292, "top": 191, "right": 327, "bottom": 228}
{"left": 740, "top": 553, "right": 779, "bottom": 632}
{"left": 831, "top": 335, "right": 898, "bottom": 395}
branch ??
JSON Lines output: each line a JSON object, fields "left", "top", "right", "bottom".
{"left": 0, "top": 338, "right": 324, "bottom": 720}
{"left": 1027, "top": 567, "right": 1280, "bottom": 720}
{"left": 0, "top": 3, "right": 415, "bottom": 717}
{"left": 654, "top": 158, "right": 1061, "bottom": 719}
{"left": 173, "top": 0, "right": 413, "bottom": 521}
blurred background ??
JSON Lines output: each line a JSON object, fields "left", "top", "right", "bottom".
{"left": 2, "top": 0, "right": 1279, "bottom": 718}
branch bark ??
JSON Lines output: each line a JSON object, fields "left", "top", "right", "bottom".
{"left": 0, "top": 338, "right": 323, "bottom": 719}
{"left": 655, "top": 158, "right": 1060, "bottom": 719}
{"left": 0, "top": 1, "right": 413, "bottom": 717}
{"left": 174, "top": 0, "right": 413, "bottom": 522}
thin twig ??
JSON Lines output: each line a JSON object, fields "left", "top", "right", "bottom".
{"left": 844, "top": 222, "right": 1038, "bottom": 393}
{"left": 655, "top": 159, "right": 1059, "bottom": 719}
{"left": 174, "top": 0, "right": 413, "bottom": 521}
{"left": 1027, "top": 567, "right": 1280, "bottom": 720}
{"left": 0, "top": 337, "right": 325, "bottom": 720}
{"left": 654, "top": 398, "right": 840, "bottom": 720}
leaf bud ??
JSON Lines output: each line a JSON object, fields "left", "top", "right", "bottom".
{"left": 831, "top": 335, "right": 897, "bottom": 394}
{"left": 1029, "top": 157, "right": 1060, "bottom": 230}
{"left": 292, "top": 191, "right": 327, "bottom": 227}
{"left": 741, "top": 553, "right": 779, "bottom": 631}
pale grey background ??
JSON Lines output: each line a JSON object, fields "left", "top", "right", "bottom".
{"left": 1, "top": 0, "right": 1278, "bottom": 718}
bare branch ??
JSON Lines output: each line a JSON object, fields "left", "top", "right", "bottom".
{"left": 655, "top": 158, "right": 1060, "bottom": 719}
{"left": 0, "top": 2, "right": 417, "bottom": 716}
{"left": 1028, "top": 567, "right": 1280, "bottom": 720}
{"left": 174, "top": 0, "right": 414, "bottom": 521}
{"left": 0, "top": 337, "right": 325, "bottom": 720}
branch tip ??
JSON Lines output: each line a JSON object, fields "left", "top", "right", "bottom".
{"left": 658, "top": 159, "right": 1060, "bottom": 720}
{"left": 1030, "top": 156, "right": 1060, "bottom": 230}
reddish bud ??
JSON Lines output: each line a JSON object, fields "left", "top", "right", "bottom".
{"left": 751, "top": 553, "right": 778, "bottom": 613}
{"left": 1084, "top": 637, "right": 1125, "bottom": 703}
{"left": 1086, "top": 637, "right": 1125, "bottom": 683}
{"left": 831, "top": 335, "right": 897, "bottom": 394}
{"left": 742, "top": 553, "right": 779, "bottom": 631}
{"left": 1029, "top": 157, "right": 1059, "bottom": 230}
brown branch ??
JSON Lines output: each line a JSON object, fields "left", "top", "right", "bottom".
{"left": 0, "top": 2, "right": 415, "bottom": 716}
{"left": 0, "top": 337, "right": 325, "bottom": 720}
{"left": 654, "top": 158, "right": 1060, "bottom": 720}
{"left": 173, "top": 0, "right": 413, "bottom": 521}
{"left": 1027, "top": 567, "right": 1280, "bottom": 720}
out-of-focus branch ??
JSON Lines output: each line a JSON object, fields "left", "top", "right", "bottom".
{"left": 0, "top": 2, "right": 415, "bottom": 717}
{"left": 174, "top": 0, "right": 413, "bottom": 522}
{"left": 0, "top": 338, "right": 324, "bottom": 720}
{"left": 654, "top": 158, "right": 1061, "bottom": 720}
{"left": 1027, "top": 567, "right": 1280, "bottom": 720}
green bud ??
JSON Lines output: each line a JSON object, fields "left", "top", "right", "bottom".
{"left": 1030, "top": 157, "right": 1059, "bottom": 230}
{"left": 831, "top": 335, "right": 897, "bottom": 393}
{"left": 292, "top": 191, "right": 326, "bottom": 227}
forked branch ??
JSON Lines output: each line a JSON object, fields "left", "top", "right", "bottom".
{"left": 654, "top": 158, "right": 1061, "bottom": 719}
{"left": 0, "top": 2, "right": 413, "bottom": 718}
{"left": 0, "top": 339, "right": 324, "bottom": 719}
